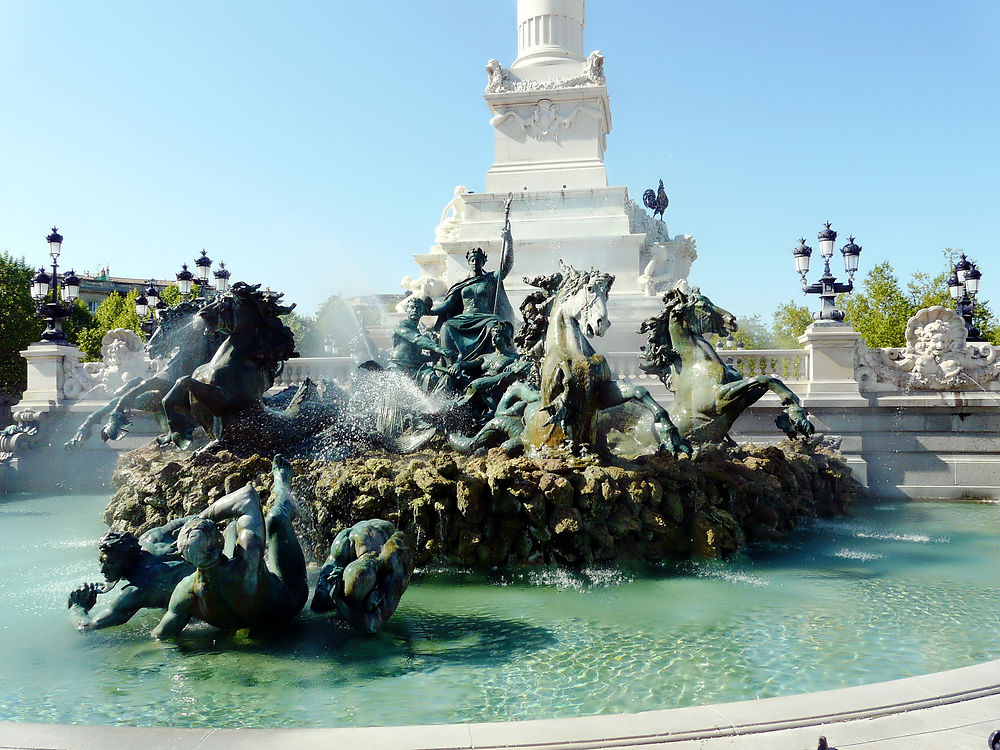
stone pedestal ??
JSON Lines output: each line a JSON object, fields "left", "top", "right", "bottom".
{"left": 798, "top": 322, "right": 866, "bottom": 404}
{"left": 18, "top": 342, "right": 82, "bottom": 411}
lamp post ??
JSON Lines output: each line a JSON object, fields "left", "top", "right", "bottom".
{"left": 793, "top": 221, "right": 862, "bottom": 322}
{"left": 29, "top": 227, "right": 81, "bottom": 344}
{"left": 948, "top": 253, "right": 984, "bottom": 341}
{"left": 135, "top": 280, "right": 160, "bottom": 337}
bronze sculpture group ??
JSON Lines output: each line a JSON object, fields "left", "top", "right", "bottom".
{"left": 71, "top": 455, "right": 415, "bottom": 638}
{"left": 68, "top": 197, "right": 815, "bottom": 640}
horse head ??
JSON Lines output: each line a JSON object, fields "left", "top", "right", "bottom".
{"left": 667, "top": 282, "right": 737, "bottom": 339}
{"left": 555, "top": 261, "right": 615, "bottom": 338}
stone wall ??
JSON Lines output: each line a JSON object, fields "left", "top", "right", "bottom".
{"left": 106, "top": 440, "right": 859, "bottom": 569}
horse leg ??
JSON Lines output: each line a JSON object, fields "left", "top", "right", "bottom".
{"left": 598, "top": 380, "right": 691, "bottom": 457}
{"left": 758, "top": 376, "right": 814, "bottom": 438}
{"left": 65, "top": 397, "right": 119, "bottom": 450}
{"left": 717, "top": 376, "right": 813, "bottom": 439}
{"left": 162, "top": 376, "right": 226, "bottom": 448}
{"left": 102, "top": 377, "right": 166, "bottom": 441}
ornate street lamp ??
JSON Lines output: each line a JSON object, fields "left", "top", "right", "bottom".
{"left": 29, "top": 226, "right": 79, "bottom": 344}
{"left": 949, "top": 253, "right": 984, "bottom": 341}
{"left": 213, "top": 261, "right": 231, "bottom": 293}
{"left": 793, "top": 222, "right": 862, "bottom": 322}
{"left": 135, "top": 280, "right": 160, "bottom": 336}
{"left": 194, "top": 249, "right": 212, "bottom": 286}
{"left": 176, "top": 263, "right": 195, "bottom": 297}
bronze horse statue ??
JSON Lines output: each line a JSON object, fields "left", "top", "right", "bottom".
{"left": 450, "top": 262, "right": 690, "bottom": 457}
{"left": 640, "top": 283, "right": 814, "bottom": 445}
{"left": 66, "top": 299, "right": 224, "bottom": 450}
{"left": 161, "top": 282, "right": 336, "bottom": 456}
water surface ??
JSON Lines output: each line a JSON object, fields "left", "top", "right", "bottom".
{"left": 1, "top": 492, "right": 998, "bottom": 728}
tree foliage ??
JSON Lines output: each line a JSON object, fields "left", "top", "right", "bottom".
{"left": 772, "top": 300, "right": 813, "bottom": 348}
{"left": 840, "top": 262, "right": 916, "bottom": 347}
{"left": 0, "top": 252, "right": 45, "bottom": 396}
{"left": 841, "top": 258, "right": 999, "bottom": 347}
{"left": 76, "top": 290, "right": 144, "bottom": 360}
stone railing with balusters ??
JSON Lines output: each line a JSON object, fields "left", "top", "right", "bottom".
{"left": 721, "top": 349, "right": 810, "bottom": 382}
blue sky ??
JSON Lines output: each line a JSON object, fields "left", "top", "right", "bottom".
{"left": 2, "top": 1, "right": 997, "bottom": 323}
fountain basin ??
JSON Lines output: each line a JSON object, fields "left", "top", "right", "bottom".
{"left": 1, "top": 490, "right": 998, "bottom": 731}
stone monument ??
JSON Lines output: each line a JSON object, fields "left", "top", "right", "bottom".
{"left": 407, "top": 0, "right": 697, "bottom": 353}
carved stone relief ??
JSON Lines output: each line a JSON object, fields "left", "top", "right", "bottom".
{"left": 855, "top": 306, "right": 999, "bottom": 390}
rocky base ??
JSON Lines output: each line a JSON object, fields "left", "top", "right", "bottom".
{"left": 107, "top": 439, "right": 861, "bottom": 568}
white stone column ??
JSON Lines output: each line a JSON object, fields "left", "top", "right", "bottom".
{"left": 798, "top": 322, "right": 866, "bottom": 404}
{"left": 18, "top": 342, "right": 82, "bottom": 411}
{"left": 512, "top": 0, "right": 586, "bottom": 73}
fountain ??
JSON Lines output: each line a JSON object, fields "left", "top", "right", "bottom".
{"left": 3, "top": 2, "right": 996, "bottom": 745}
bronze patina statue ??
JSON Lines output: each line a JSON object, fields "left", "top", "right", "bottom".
{"left": 152, "top": 455, "right": 308, "bottom": 637}
{"left": 311, "top": 519, "right": 414, "bottom": 635}
{"left": 66, "top": 299, "right": 225, "bottom": 450}
{"left": 430, "top": 196, "right": 516, "bottom": 363}
{"left": 640, "top": 282, "right": 814, "bottom": 444}
{"left": 449, "top": 262, "right": 690, "bottom": 457}
{"left": 68, "top": 519, "right": 196, "bottom": 630}
{"left": 390, "top": 295, "right": 454, "bottom": 389}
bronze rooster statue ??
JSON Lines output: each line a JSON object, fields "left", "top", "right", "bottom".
{"left": 642, "top": 179, "right": 669, "bottom": 221}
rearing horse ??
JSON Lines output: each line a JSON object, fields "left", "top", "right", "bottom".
{"left": 162, "top": 282, "right": 297, "bottom": 451}
{"left": 65, "top": 299, "right": 224, "bottom": 449}
{"left": 451, "top": 261, "right": 690, "bottom": 456}
{"left": 640, "top": 282, "right": 813, "bottom": 444}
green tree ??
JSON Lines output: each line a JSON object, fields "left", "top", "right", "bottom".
{"left": 280, "top": 311, "right": 318, "bottom": 355}
{"left": 0, "top": 252, "right": 45, "bottom": 396}
{"left": 158, "top": 282, "right": 200, "bottom": 307}
{"left": 840, "top": 262, "right": 914, "bottom": 347}
{"left": 772, "top": 300, "right": 813, "bottom": 348}
{"left": 841, "top": 257, "right": 999, "bottom": 347}
{"left": 76, "top": 290, "right": 145, "bottom": 360}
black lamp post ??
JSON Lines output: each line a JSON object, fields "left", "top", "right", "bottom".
{"left": 793, "top": 222, "right": 862, "bottom": 322}
{"left": 135, "top": 280, "right": 160, "bottom": 337}
{"left": 29, "top": 227, "right": 81, "bottom": 344}
{"left": 948, "top": 253, "right": 984, "bottom": 341}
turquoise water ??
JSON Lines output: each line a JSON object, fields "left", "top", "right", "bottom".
{"left": 1, "top": 491, "right": 999, "bottom": 728}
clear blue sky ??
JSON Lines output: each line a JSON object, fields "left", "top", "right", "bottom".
{"left": 2, "top": 1, "right": 997, "bottom": 323}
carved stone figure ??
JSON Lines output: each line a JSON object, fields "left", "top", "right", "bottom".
{"left": 396, "top": 275, "right": 448, "bottom": 314}
{"left": 484, "top": 51, "right": 606, "bottom": 93}
{"left": 640, "top": 282, "right": 814, "bottom": 444}
{"left": 856, "top": 305, "right": 999, "bottom": 390}
{"left": 310, "top": 519, "right": 414, "bottom": 635}
{"left": 151, "top": 455, "right": 308, "bottom": 637}
{"left": 433, "top": 185, "right": 469, "bottom": 244}
{"left": 491, "top": 100, "right": 602, "bottom": 142}
{"left": 88, "top": 329, "right": 155, "bottom": 399}
{"left": 430, "top": 230, "right": 516, "bottom": 364}
{"left": 68, "top": 520, "right": 195, "bottom": 630}
{"left": 638, "top": 237, "right": 698, "bottom": 297}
